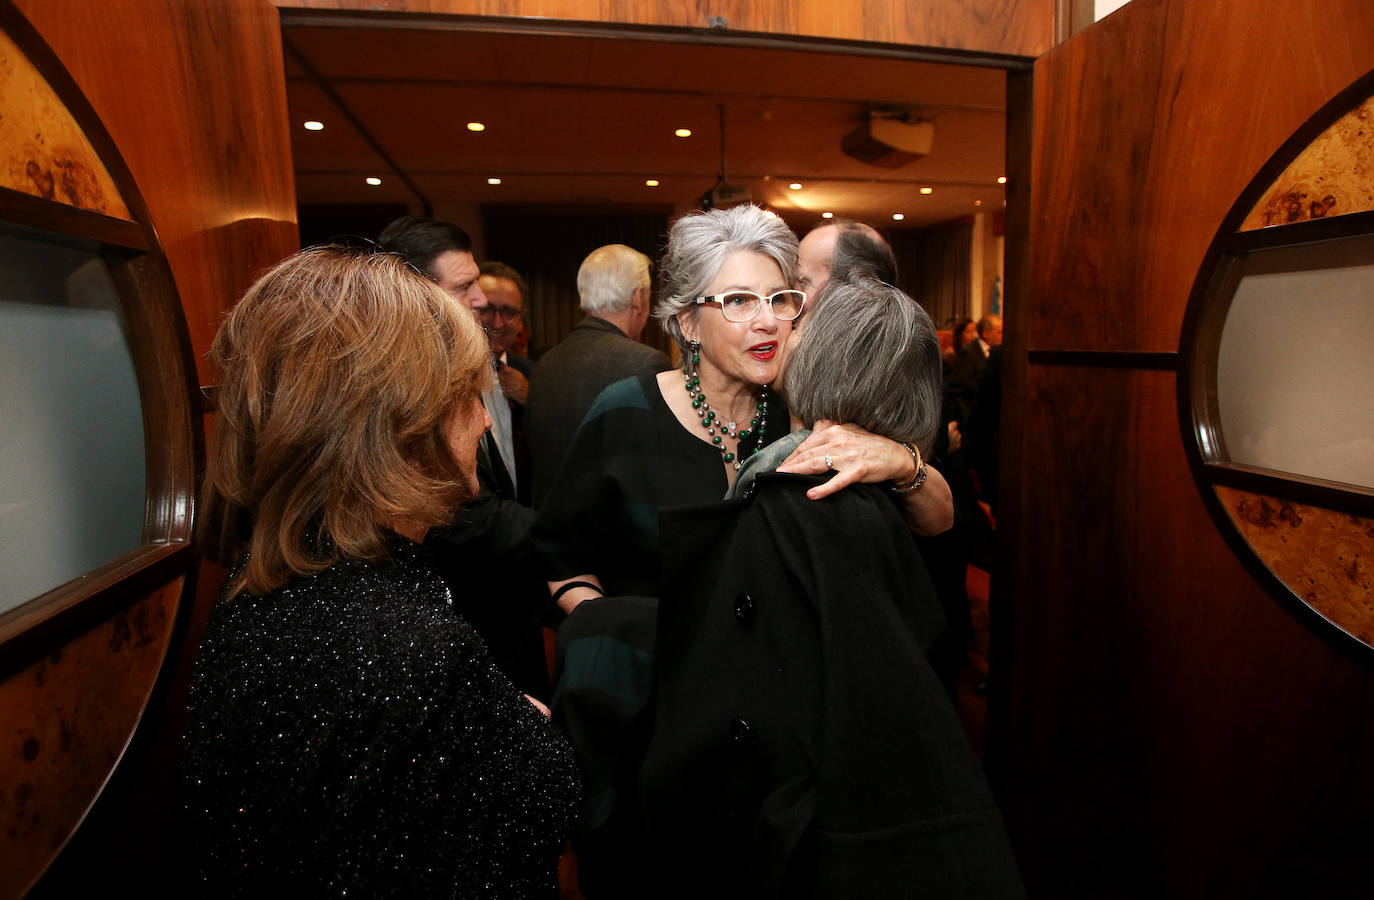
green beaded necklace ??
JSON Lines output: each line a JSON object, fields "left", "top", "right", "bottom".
{"left": 684, "top": 341, "right": 768, "bottom": 471}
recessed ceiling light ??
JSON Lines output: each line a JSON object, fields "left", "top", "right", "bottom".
{"left": 467, "top": 122, "right": 486, "bottom": 132}
{"left": 645, "top": 179, "right": 660, "bottom": 187}
{"left": 821, "top": 212, "right": 834, "bottom": 219}
{"left": 789, "top": 183, "right": 803, "bottom": 190}
{"left": 919, "top": 187, "right": 934, "bottom": 195}
{"left": 997, "top": 176, "right": 1007, "bottom": 184}
{"left": 303, "top": 120, "right": 324, "bottom": 131}
{"left": 487, "top": 177, "right": 502, "bottom": 185}
{"left": 674, "top": 128, "right": 692, "bottom": 138}
{"left": 365, "top": 177, "right": 382, "bottom": 186}
{"left": 892, "top": 213, "right": 905, "bottom": 221}
{"left": 975, "top": 200, "right": 983, "bottom": 207}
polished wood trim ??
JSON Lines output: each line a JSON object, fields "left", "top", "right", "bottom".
{"left": 279, "top": 8, "right": 1040, "bottom": 71}
{"left": 0, "top": 543, "right": 194, "bottom": 678}
{"left": 1206, "top": 463, "right": 1374, "bottom": 520}
{"left": 0, "top": 185, "right": 147, "bottom": 250}
{"left": 1226, "top": 208, "right": 1374, "bottom": 253}
{"left": 1027, "top": 349, "right": 1178, "bottom": 369}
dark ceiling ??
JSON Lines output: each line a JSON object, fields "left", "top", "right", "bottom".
{"left": 283, "top": 20, "right": 1008, "bottom": 232}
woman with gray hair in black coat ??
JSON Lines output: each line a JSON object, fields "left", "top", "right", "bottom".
{"left": 639, "top": 274, "right": 1025, "bottom": 899}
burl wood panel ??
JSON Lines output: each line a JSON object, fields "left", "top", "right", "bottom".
{"left": 0, "top": 580, "right": 179, "bottom": 898}
{"left": 1027, "top": 0, "right": 1374, "bottom": 353}
{"left": 15, "top": 0, "right": 299, "bottom": 388}
{"left": 1000, "top": 365, "right": 1374, "bottom": 897}
{"left": 1241, "top": 93, "right": 1374, "bottom": 229}
{"left": 276, "top": 0, "right": 1054, "bottom": 58}
{"left": 0, "top": 29, "right": 128, "bottom": 218}
{"left": 1215, "top": 485, "right": 1374, "bottom": 647}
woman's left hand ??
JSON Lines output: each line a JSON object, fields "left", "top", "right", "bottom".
{"left": 777, "top": 420, "right": 954, "bottom": 535}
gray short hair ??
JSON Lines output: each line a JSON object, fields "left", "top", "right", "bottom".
{"left": 577, "top": 244, "right": 651, "bottom": 315}
{"left": 785, "top": 275, "right": 943, "bottom": 456}
{"left": 654, "top": 205, "right": 799, "bottom": 362}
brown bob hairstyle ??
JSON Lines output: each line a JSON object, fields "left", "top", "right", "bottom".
{"left": 199, "top": 246, "right": 491, "bottom": 599}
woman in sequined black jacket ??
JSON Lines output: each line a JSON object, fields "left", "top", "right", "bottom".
{"left": 181, "top": 247, "right": 579, "bottom": 897}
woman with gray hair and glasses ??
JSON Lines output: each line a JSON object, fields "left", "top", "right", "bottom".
{"left": 639, "top": 274, "right": 1024, "bottom": 898}
{"left": 531, "top": 205, "right": 954, "bottom": 897}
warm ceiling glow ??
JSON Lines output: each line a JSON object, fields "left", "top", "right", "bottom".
{"left": 821, "top": 212, "right": 834, "bottom": 219}
{"left": 892, "top": 213, "right": 905, "bottom": 221}
{"left": 789, "top": 183, "right": 803, "bottom": 190}
{"left": 674, "top": 128, "right": 692, "bottom": 138}
{"left": 919, "top": 187, "right": 934, "bottom": 195}
{"left": 365, "top": 177, "right": 382, "bottom": 186}
{"left": 467, "top": 122, "right": 486, "bottom": 132}
{"left": 997, "top": 176, "right": 1007, "bottom": 184}
{"left": 975, "top": 200, "right": 984, "bottom": 206}
{"left": 487, "top": 177, "right": 502, "bottom": 185}
{"left": 303, "top": 120, "right": 324, "bottom": 131}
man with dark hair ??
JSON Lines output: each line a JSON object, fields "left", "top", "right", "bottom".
{"left": 378, "top": 216, "right": 518, "bottom": 497}
{"left": 797, "top": 219, "right": 898, "bottom": 295}
{"left": 378, "top": 216, "right": 550, "bottom": 700}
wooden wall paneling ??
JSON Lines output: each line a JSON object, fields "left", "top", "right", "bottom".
{"left": 0, "top": 27, "right": 129, "bottom": 218}
{"left": 274, "top": 0, "right": 1055, "bottom": 59}
{"left": 1000, "top": 364, "right": 1374, "bottom": 897}
{"left": 0, "top": 0, "right": 301, "bottom": 891}
{"left": 0, "top": 580, "right": 181, "bottom": 898}
{"left": 14, "top": 0, "right": 300, "bottom": 389}
{"left": 1241, "top": 93, "right": 1374, "bottom": 229}
{"left": 999, "top": 0, "right": 1374, "bottom": 895}
{"left": 1025, "top": 0, "right": 1374, "bottom": 354}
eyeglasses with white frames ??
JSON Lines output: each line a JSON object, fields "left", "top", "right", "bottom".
{"left": 693, "top": 289, "right": 807, "bottom": 323}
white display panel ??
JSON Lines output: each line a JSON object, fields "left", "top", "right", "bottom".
{"left": 0, "top": 232, "right": 146, "bottom": 613}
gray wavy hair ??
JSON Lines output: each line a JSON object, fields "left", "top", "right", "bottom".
{"left": 577, "top": 244, "right": 651, "bottom": 315}
{"left": 785, "top": 275, "right": 943, "bottom": 456}
{"left": 653, "top": 205, "right": 799, "bottom": 364}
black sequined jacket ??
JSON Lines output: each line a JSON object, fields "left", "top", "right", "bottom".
{"left": 181, "top": 538, "right": 580, "bottom": 898}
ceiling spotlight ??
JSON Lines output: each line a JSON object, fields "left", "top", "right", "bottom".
{"left": 487, "top": 177, "right": 502, "bottom": 185}
{"left": 645, "top": 179, "right": 660, "bottom": 187}
{"left": 997, "top": 176, "right": 1007, "bottom": 184}
{"left": 892, "top": 213, "right": 905, "bottom": 221}
{"left": 789, "top": 182, "right": 803, "bottom": 190}
{"left": 467, "top": 122, "right": 486, "bottom": 132}
{"left": 365, "top": 177, "right": 382, "bottom": 186}
{"left": 674, "top": 128, "right": 692, "bottom": 138}
{"left": 821, "top": 212, "right": 834, "bottom": 219}
{"left": 975, "top": 200, "right": 984, "bottom": 207}
{"left": 303, "top": 120, "right": 324, "bottom": 131}
{"left": 919, "top": 187, "right": 934, "bottom": 195}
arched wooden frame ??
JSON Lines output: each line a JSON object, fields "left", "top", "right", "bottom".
{"left": 0, "top": 2, "right": 201, "bottom": 675}
{"left": 1179, "top": 66, "right": 1374, "bottom": 661}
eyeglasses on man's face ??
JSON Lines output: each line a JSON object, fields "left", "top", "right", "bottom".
{"left": 693, "top": 289, "right": 807, "bottom": 323}
{"left": 479, "top": 305, "right": 523, "bottom": 322}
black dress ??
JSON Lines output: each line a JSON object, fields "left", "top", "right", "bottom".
{"left": 181, "top": 538, "right": 580, "bottom": 897}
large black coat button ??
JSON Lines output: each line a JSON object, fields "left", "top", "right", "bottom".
{"left": 734, "top": 592, "right": 755, "bottom": 624}
{"left": 729, "top": 717, "right": 756, "bottom": 747}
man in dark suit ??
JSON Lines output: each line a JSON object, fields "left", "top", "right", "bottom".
{"left": 526, "top": 244, "right": 670, "bottom": 506}
{"left": 952, "top": 314, "right": 1002, "bottom": 423}
{"left": 479, "top": 261, "right": 535, "bottom": 504}
{"left": 377, "top": 217, "right": 550, "bottom": 700}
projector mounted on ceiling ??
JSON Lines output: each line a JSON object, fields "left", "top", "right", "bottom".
{"left": 698, "top": 103, "right": 754, "bottom": 210}
{"left": 842, "top": 109, "right": 936, "bottom": 169}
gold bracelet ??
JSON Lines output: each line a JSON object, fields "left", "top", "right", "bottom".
{"left": 891, "top": 442, "right": 927, "bottom": 494}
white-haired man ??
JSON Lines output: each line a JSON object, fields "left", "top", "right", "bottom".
{"left": 526, "top": 244, "right": 670, "bottom": 506}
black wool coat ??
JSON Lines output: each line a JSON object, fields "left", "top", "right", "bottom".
{"left": 640, "top": 471, "right": 1025, "bottom": 899}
